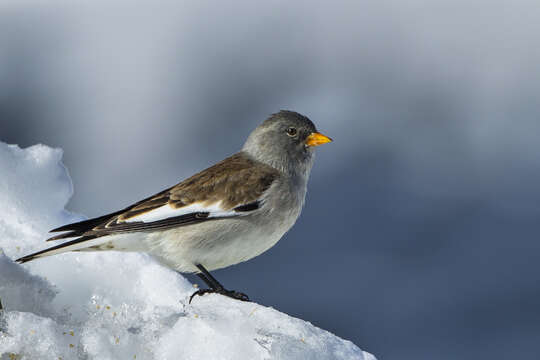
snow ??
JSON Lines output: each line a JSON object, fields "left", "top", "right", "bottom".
{"left": 0, "top": 141, "right": 376, "bottom": 360}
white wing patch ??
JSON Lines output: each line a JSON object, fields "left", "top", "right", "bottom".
{"left": 123, "top": 201, "right": 238, "bottom": 223}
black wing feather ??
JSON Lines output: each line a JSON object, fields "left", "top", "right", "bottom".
{"left": 49, "top": 210, "right": 126, "bottom": 233}
{"left": 95, "top": 212, "right": 218, "bottom": 233}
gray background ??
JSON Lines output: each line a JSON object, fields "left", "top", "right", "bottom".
{"left": 2, "top": 1, "right": 540, "bottom": 359}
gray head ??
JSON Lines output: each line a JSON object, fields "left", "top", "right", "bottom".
{"left": 242, "top": 110, "right": 332, "bottom": 174}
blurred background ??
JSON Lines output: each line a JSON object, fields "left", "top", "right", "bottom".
{"left": 2, "top": 1, "right": 540, "bottom": 359}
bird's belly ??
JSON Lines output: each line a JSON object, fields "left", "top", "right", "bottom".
{"left": 145, "top": 214, "right": 296, "bottom": 273}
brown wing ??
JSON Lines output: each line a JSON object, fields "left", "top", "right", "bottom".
{"left": 48, "top": 152, "right": 279, "bottom": 239}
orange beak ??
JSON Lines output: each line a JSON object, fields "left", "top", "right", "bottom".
{"left": 305, "top": 132, "right": 333, "bottom": 147}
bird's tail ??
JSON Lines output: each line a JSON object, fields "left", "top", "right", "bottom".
{"left": 16, "top": 235, "right": 107, "bottom": 263}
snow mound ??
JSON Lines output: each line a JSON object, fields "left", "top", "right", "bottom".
{"left": 0, "top": 142, "right": 376, "bottom": 360}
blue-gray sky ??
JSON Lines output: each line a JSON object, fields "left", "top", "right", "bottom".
{"left": 2, "top": 1, "right": 540, "bottom": 359}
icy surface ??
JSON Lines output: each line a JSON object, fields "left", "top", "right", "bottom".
{"left": 0, "top": 142, "right": 375, "bottom": 360}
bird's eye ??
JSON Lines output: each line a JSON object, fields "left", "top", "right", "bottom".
{"left": 286, "top": 127, "right": 297, "bottom": 136}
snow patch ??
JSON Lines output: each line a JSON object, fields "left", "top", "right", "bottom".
{"left": 0, "top": 142, "right": 376, "bottom": 359}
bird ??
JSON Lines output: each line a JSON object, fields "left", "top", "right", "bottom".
{"left": 16, "top": 110, "right": 332, "bottom": 302}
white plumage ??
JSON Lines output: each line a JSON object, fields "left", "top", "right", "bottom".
{"left": 123, "top": 201, "right": 238, "bottom": 223}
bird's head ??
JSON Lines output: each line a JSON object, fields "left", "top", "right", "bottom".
{"left": 242, "top": 110, "right": 332, "bottom": 174}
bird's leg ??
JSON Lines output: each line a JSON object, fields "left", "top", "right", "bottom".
{"left": 189, "top": 264, "right": 249, "bottom": 303}
{"left": 196, "top": 269, "right": 223, "bottom": 290}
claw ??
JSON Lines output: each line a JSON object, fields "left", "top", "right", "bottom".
{"left": 189, "top": 289, "right": 213, "bottom": 304}
{"left": 189, "top": 288, "right": 250, "bottom": 304}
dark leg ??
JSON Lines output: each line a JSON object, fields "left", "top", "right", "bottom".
{"left": 189, "top": 264, "right": 250, "bottom": 304}
{"left": 196, "top": 264, "right": 224, "bottom": 290}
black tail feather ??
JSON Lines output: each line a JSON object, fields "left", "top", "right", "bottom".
{"left": 50, "top": 211, "right": 123, "bottom": 233}
{"left": 16, "top": 235, "right": 97, "bottom": 263}
{"left": 46, "top": 231, "right": 80, "bottom": 241}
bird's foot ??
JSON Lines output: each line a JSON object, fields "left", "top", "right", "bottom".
{"left": 189, "top": 288, "right": 250, "bottom": 304}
